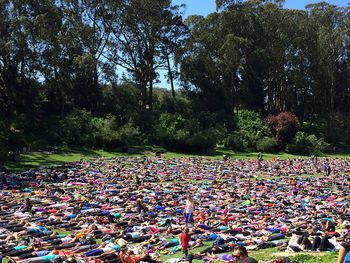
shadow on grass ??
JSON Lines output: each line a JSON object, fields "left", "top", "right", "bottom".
{"left": 4, "top": 146, "right": 146, "bottom": 172}
{"left": 5, "top": 149, "right": 101, "bottom": 172}
{"left": 5, "top": 158, "right": 64, "bottom": 171}
{"left": 215, "top": 150, "right": 258, "bottom": 158}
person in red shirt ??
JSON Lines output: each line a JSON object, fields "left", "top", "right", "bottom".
{"left": 221, "top": 214, "right": 229, "bottom": 226}
{"left": 179, "top": 226, "right": 191, "bottom": 256}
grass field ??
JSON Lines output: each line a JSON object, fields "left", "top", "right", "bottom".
{"left": 5, "top": 145, "right": 349, "bottom": 172}
{"left": 1, "top": 147, "right": 345, "bottom": 262}
{"left": 159, "top": 247, "right": 338, "bottom": 263}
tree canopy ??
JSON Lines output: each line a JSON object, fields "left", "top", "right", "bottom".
{"left": 1, "top": 0, "right": 350, "bottom": 160}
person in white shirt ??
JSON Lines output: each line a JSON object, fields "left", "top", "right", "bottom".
{"left": 185, "top": 195, "right": 194, "bottom": 224}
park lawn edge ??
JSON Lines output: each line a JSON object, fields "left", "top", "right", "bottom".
{"left": 4, "top": 146, "right": 350, "bottom": 172}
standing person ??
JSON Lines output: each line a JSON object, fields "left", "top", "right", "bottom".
{"left": 185, "top": 195, "right": 194, "bottom": 224}
{"left": 136, "top": 196, "right": 147, "bottom": 215}
{"left": 179, "top": 226, "right": 191, "bottom": 256}
{"left": 257, "top": 152, "right": 263, "bottom": 169}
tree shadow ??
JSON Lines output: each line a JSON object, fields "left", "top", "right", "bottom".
{"left": 214, "top": 150, "right": 258, "bottom": 159}
{"left": 4, "top": 147, "right": 146, "bottom": 172}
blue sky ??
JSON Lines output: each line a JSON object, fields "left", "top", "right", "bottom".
{"left": 172, "top": 0, "right": 349, "bottom": 17}
{"left": 157, "top": 0, "right": 349, "bottom": 89}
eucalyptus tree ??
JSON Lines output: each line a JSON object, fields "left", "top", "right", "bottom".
{"left": 102, "top": 0, "right": 186, "bottom": 110}
{"left": 305, "top": 2, "right": 346, "bottom": 139}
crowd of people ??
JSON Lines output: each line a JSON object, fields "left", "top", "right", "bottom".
{"left": 0, "top": 156, "right": 350, "bottom": 263}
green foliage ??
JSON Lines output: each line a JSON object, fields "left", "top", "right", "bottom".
{"left": 60, "top": 109, "right": 140, "bottom": 148}
{"left": 224, "top": 110, "right": 269, "bottom": 151}
{"left": 116, "top": 119, "right": 141, "bottom": 148}
{"left": 286, "top": 132, "right": 329, "bottom": 156}
{"left": 154, "top": 113, "right": 220, "bottom": 153}
{"left": 186, "top": 128, "right": 221, "bottom": 153}
{"left": 60, "top": 109, "right": 96, "bottom": 146}
{"left": 223, "top": 131, "right": 249, "bottom": 151}
{"left": 0, "top": 142, "right": 7, "bottom": 167}
{"left": 2, "top": 0, "right": 350, "bottom": 155}
{"left": 89, "top": 114, "right": 119, "bottom": 147}
{"left": 158, "top": 113, "right": 186, "bottom": 136}
{"left": 257, "top": 137, "right": 278, "bottom": 153}
{"left": 235, "top": 110, "right": 268, "bottom": 134}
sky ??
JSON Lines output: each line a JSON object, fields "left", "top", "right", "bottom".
{"left": 172, "top": 0, "right": 349, "bottom": 17}
{"left": 156, "top": 0, "right": 349, "bottom": 89}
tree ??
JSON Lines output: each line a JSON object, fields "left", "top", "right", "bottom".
{"left": 180, "top": 13, "right": 247, "bottom": 114}
{"left": 103, "top": 0, "right": 186, "bottom": 110}
{"left": 305, "top": 2, "right": 346, "bottom": 141}
{"left": 35, "top": 0, "right": 115, "bottom": 114}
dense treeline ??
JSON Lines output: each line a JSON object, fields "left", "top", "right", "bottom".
{"left": 1, "top": 0, "right": 350, "bottom": 162}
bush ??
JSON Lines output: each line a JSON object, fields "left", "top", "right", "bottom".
{"left": 60, "top": 109, "right": 95, "bottom": 146}
{"left": 266, "top": 111, "right": 300, "bottom": 144}
{"left": 223, "top": 110, "right": 270, "bottom": 151}
{"left": 223, "top": 131, "right": 249, "bottom": 151}
{"left": 235, "top": 110, "right": 268, "bottom": 134}
{"left": 60, "top": 109, "right": 141, "bottom": 148}
{"left": 154, "top": 113, "right": 219, "bottom": 153}
{"left": 186, "top": 128, "right": 220, "bottom": 153}
{"left": 116, "top": 119, "right": 141, "bottom": 148}
{"left": 0, "top": 142, "right": 7, "bottom": 167}
{"left": 286, "top": 132, "right": 329, "bottom": 156}
{"left": 89, "top": 114, "right": 120, "bottom": 147}
{"left": 257, "top": 137, "right": 278, "bottom": 152}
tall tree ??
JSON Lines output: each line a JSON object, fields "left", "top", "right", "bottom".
{"left": 305, "top": 2, "right": 346, "bottom": 140}
{"left": 103, "top": 0, "right": 185, "bottom": 110}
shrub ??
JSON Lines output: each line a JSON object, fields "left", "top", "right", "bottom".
{"left": 223, "top": 131, "right": 249, "bottom": 151}
{"left": 90, "top": 114, "right": 119, "bottom": 147}
{"left": 60, "top": 109, "right": 95, "bottom": 146}
{"left": 186, "top": 128, "right": 220, "bottom": 153}
{"left": 0, "top": 142, "right": 7, "bottom": 167}
{"left": 154, "top": 113, "right": 219, "bottom": 152}
{"left": 266, "top": 111, "right": 300, "bottom": 144}
{"left": 286, "top": 132, "right": 329, "bottom": 156}
{"left": 235, "top": 110, "right": 268, "bottom": 134}
{"left": 223, "top": 110, "right": 270, "bottom": 151}
{"left": 60, "top": 110, "right": 141, "bottom": 148}
{"left": 116, "top": 119, "right": 141, "bottom": 148}
{"left": 257, "top": 137, "right": 278, "bottom": 152}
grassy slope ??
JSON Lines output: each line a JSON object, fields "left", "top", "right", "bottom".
{"left": 5, "top": 145, "right": 350, "bottom": 172}
{"left": 160, "top": 247, "right": 338, "bottom": 263}
{"left": 2, "top": 153, "right": 343, "bottom": 262}
{"left": 4, "top": 148, "right": 138, "bottom": 171}
{"left": 3, "top": 146, "right": 336, "bottom": 172}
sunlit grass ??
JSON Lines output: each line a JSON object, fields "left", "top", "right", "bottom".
{"left": 5, "top": 145, "right": 350, "bottom": 172}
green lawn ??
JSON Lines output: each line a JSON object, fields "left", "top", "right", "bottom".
{"left": 4, "top": 148, "right": 142, "bottom": 171}
{"left": 1, "top": 146, "right": 346, "bottom": 261}
{"left": 5, "top": 145, "right": 350, "bottom": 172}
{"left": 250, "top": 248, "right": 338, "bottom": 263}
{"left": 3, "top": 146, "right": 333, "bottom": 172}
{"left": 159, "top": 247, "right": 339, "bottom": 263}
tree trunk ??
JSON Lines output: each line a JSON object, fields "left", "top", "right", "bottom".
{"left": 166, "top": 52, "right": 175, "bottom": 98}
{"left": 92, "top": 63, "right": 99, "bottom": 113}
{"left": 148, "top": 79, "right": 153, "bottom": 111}
{"left": 329, "top": 71, "right": 335, "bottom": 143}
{"left": 140, "top": 79, "right": 148, "bottom": 110}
